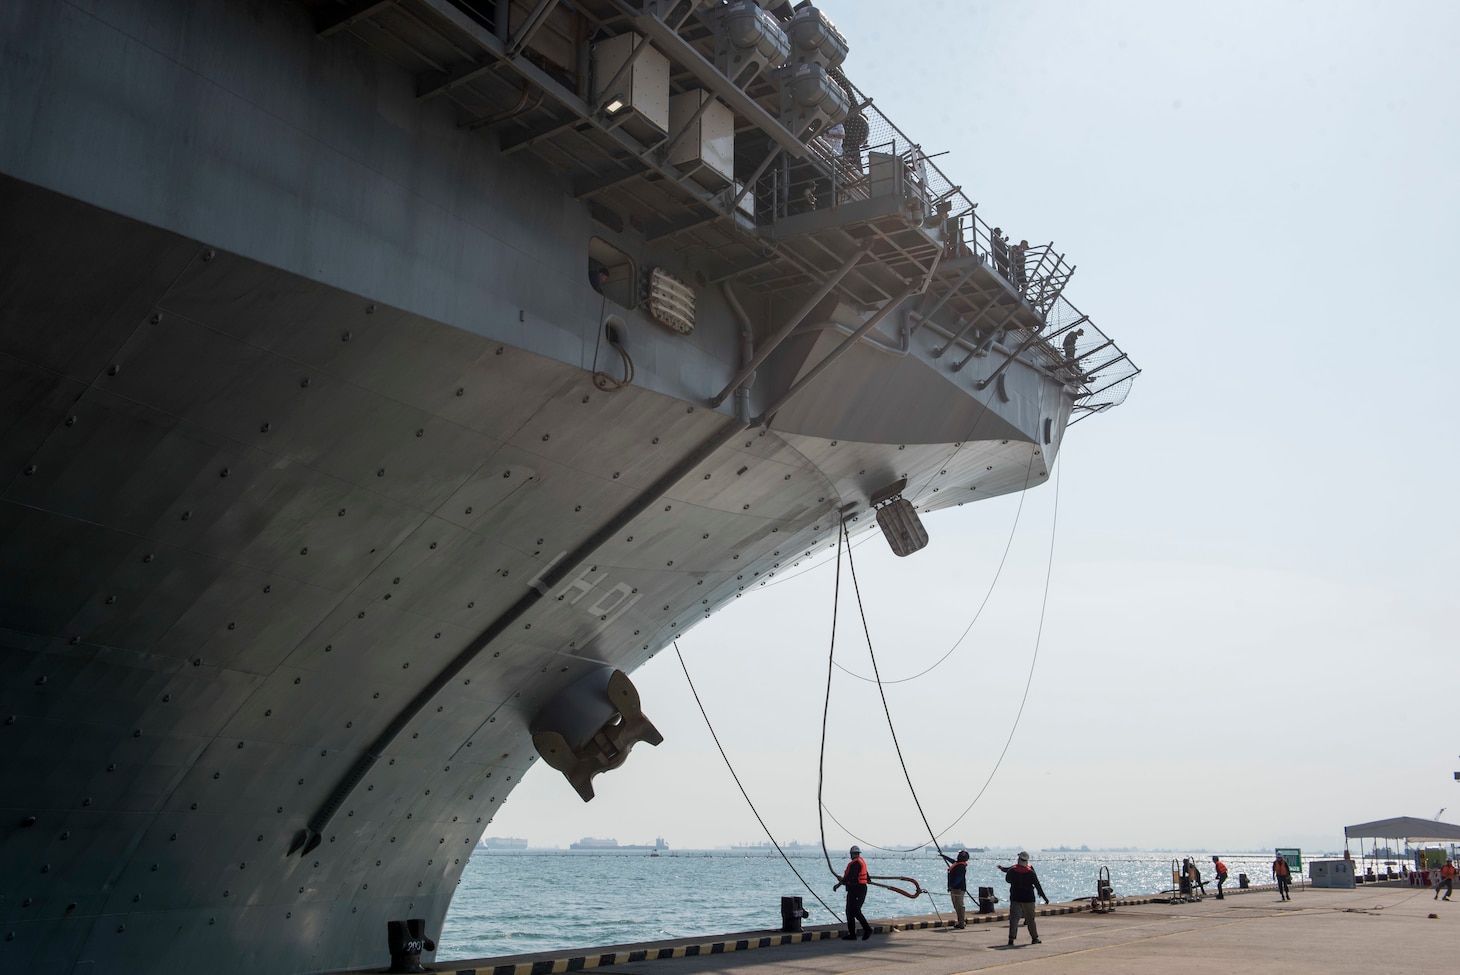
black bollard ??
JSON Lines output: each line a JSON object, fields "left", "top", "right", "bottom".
{"left": 977, "top": 886, "right": 999, "bottom": 914}
{"left": 387, "top": 918, "right": 436, "bottom": 974}
{"left": 780, "top": 895, "right": 809, "bottom": 933}
{"left": 1238, "top": 873, "right": 1250, "bottom": 889}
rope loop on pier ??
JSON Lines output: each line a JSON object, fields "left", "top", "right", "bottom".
{"left": 869, "top": 875, "right": 924, "bottom": 899}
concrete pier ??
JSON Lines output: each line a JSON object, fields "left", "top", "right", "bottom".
{"left": 348, "top": 883, "right": 1458, "bottom": 975}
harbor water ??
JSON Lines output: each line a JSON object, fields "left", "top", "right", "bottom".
{"left": 436, "top": 850, "right": 1292, "bottom": 960}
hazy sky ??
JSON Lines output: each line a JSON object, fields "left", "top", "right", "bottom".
{"left": 484, "top": 0, "right": 1459, "bottom": 856}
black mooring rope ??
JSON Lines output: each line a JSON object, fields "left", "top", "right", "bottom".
{"left": 834, "top": 449, "right": 1039, "bottom": 685}
{"left": 816, "top": 521, "right": 847, "bottom": 883}
{"left": 816, "top": 521, "right": 928, "bottom": 900}
{"left": 817, "top": 450, "right": 1064, "bottom": 868}
{"left": 842, "top": 519, "right": 945, "bottom": 863}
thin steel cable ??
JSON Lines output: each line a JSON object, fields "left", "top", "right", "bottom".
{"left": 932, "top": 455, "right": 1063, "bottom": 837}
{"left": 589, "top": 291, "right": 608, "bottom": 374}
{"left": 833, "top": 448, "right": 1039, "bottom": 685}
{"left": 673, "top": 640, "right": 842, "bottom": 922}
{"left": 822, "top": 454, "right": 1064, "bottom": 847}
{"left": 820, "top": 804, "right": 927, "bottom": 854}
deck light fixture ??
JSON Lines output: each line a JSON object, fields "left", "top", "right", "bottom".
{"left": 603, "top": 94, "right": 627, "bottom": 114}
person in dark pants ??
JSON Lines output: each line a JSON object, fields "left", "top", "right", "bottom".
{"left": 833, "top": 846, "right": 872, "bottom": 940}
{"left": 1185, "top": 858, "right": 1207, "bottom": 898}
{"left": 997, "top": 852, "right": 1049, "bottom": 946}
{"left": 1011, "top": 239, "right": 1029, "bottom": 292}
{"left": 941, "top": 850, "right": 970, "bottom": 928}
{"left": 1212, "top": 856, "right": 1229, "bottom": 899}
{"left": 1273, "top": 854, "right": 1292, "bottom": 900}
{"left": 1436, "top": 859, "right": 1454, "bottom": 900}
{"left": 991, "top": 228, "right": 1010, "bottom": 279}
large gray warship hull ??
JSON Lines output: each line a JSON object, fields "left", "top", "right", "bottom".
{"left": 0, "top": 2, "right": 1135, "bottom": 972}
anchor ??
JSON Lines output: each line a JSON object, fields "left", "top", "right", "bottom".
{"left": 531, "top": 668, "right": 663, "bottom": 801}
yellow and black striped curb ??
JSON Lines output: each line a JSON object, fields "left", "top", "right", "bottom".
{"left": 399, "top": 895, "right": 1196, "bottom": 975}
{"left": 348, "top": 885, "right": 1297, "bottom": 975}
{"left": 424, "top": 928, "right": 869, "bottom": 975}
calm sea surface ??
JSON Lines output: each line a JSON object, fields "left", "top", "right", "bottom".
{"left": 436, "top": 849, "right": 1295, "bottom": 961}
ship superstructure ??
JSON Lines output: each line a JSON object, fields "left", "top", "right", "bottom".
{"left": 0, "top": 1, "right": 1135, "bottom": 972}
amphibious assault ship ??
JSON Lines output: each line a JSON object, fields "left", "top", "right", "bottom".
{"left": 0, "top": 1, "right": 1137, "bottom": 972}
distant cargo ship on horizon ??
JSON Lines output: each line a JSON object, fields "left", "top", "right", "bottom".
{"left": 480, "top": 837, "right": 529, "bottom": 850}
{"left": 570, "top": 837, "right": 669, "bottom": 851}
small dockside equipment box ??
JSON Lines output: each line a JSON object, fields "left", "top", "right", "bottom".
{"left": 1309, "top": 859, "right": 1356, "bottom": 888}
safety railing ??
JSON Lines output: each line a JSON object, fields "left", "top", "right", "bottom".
{"left": 753, "top": 134, "right": 938, "bottom": 228}
{"left": 831, "top": 74, "right": 1135, "bottom": 414}
{"left": 729, "top": 38, "right": 1135, "bottom": 415}
{"left": 751, "top": 81, "right": 1076, "bottom": 315}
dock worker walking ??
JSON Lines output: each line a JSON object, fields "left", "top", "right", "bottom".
{"left": 1436, "top": 859, "right": 1454, "bottom": 901}
{"left": 1273, "top": 853, "right": 1292, "bottom": 901}
{"left": 941, "top": 850, "right": 970, "bottom": 928}
{"left": 833, "top": 845, "right": 873, "bottom": 941}
{"left": 997, "top": 852, "right": 1049, "bottom": 947}
{"left": 1212, "top": 856, "right": 1229, "bottom": 899}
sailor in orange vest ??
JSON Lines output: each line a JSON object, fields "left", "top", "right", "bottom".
{"left": 1436, "top": 859, "right": 1455, "bottom": 901}
{"left": 1272, "top": 854, "right": 1291, "bottom": 901}
{"left": 833, "top": 846, "right": 872, "bottom": 940}
{"left": 1212, "top": 856, "right": 1229, "bottom": 899}
{"left": 941, "top": 850, "right": 971, "bottom": 928}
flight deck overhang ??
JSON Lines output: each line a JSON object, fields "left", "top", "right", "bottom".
{"left": 300, "top": 0, "right": 1138, "bottom": 422}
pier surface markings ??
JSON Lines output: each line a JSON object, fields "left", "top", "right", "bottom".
{"left": 337, "top": 885, "right": 1458, "bottom": 975}
{"left": 584, "top": 887, "right": 1455, "bottom": 975}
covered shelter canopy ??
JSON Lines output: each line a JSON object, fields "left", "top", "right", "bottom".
{"left": 1344, "top": 816, "right": 1460, "bottom": 843}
